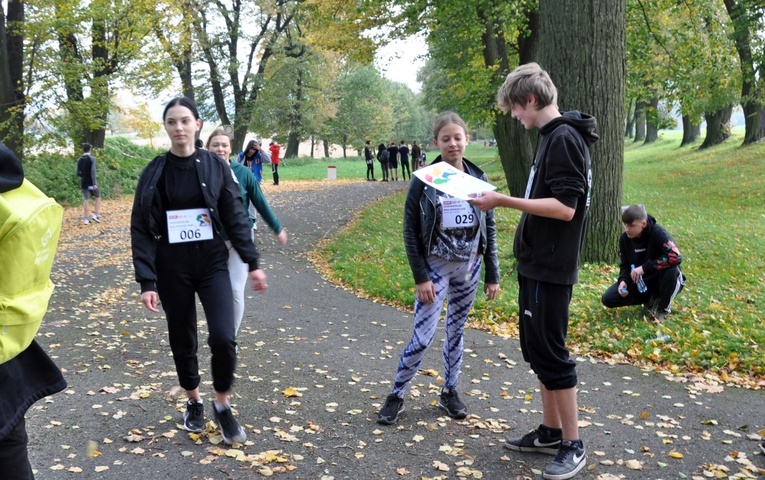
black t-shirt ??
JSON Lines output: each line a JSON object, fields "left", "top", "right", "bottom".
{"left": 158, "top": 151, "right": 206, "bottom": 238}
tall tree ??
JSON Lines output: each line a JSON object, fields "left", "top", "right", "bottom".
{"left": 723, "top": 0, "right": 765, "bottom": 145}
{"left": 326, "top": 65, "right": 394, "bottom": 157}
{"left": 191, "top": 0, "right": 299, "bottom": 152}
{"left": 539, "top": 0, "right": 626, "bottom": 264}
{"left": 25, "top": 0, "right": 165, "bottom": 149}
{"left": 400, "top": 0, "right": 539, "bottom": 197}
{"left": 0, "top": 0, "right": 24, "bottom": 154}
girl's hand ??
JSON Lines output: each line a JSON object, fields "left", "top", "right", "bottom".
{"left": 249, "top": 269, "right": 268, "bottom": 291}
{"left": 416, "top": 280, "right": 436, "bottom": 304}
{"left": 484, "top": 283, "right": 500, "bottom": 300}
{"left": 141, "top": 291, "right": 160, "bottom": 313}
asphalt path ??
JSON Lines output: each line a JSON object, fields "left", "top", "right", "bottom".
{"left": 26, "top": 179, "right": 765, "bottom": 479}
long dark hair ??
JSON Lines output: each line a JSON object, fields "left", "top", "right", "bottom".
{"left": 163, "top": 96, "right": 200, "bottom": 121}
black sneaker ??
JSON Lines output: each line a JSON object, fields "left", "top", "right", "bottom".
{"left": 543, "top": 439, "right": 586, "bottom": 480}
{"left": 377, "top": 394, "right": 404, "bottom": 425}
{"left": 760, "top": 440, "right": 765, "bottom": 455}
{"left": 504, "top": 425, "right": 562, "bottom": 455}
{"left": 183, "top": 400, "right": 204, "bottom": 433}
{"left": 212, "top": 404, "right": 247, "bottom": 445}
{"left": 438, "top": 389, "right": 467, "bottom": 419}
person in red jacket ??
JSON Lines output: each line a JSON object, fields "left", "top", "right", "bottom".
{"left": 269, "top": 141, "right": 281, "bottom": 185}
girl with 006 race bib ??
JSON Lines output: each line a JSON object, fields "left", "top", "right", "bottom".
{"left": 130, "top": 96, "right": 267, "bottom": 446}
{"left": 377, "top": 111, "right": 500, "bottom": 425}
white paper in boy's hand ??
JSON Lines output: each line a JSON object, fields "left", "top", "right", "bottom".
{"left": 413, "top": 162, "right": 496, "bottom": 200}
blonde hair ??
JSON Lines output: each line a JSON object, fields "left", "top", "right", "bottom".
{"left": 497, "top": 62, "right": 558, "bottom": 113}
{"left": 432, "top": 111, "right": 468, "bottom": 139}
{"left": 205, "top": 127, "right": 232, "bottom": 150}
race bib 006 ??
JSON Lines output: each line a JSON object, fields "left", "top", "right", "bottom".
{"left": 166, "top": 208, "right": 214, "bottom": 244}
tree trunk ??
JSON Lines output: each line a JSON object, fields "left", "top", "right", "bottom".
{"left": 700, "top": 106, "right": 732, "bottom": 149}
{"left": 680, "top": 114, "right": 700, "bottom": 146}
{"left": 488, "top": 6, "right": 538, "bottom": 197}
{"left": 285, "top": 70, "right": 304, "bottom": 158}
{"left": 0, "top": 0, "right": 25, "bottom": 155}
{"left": 624, "top": 98, "right": 635, "bottom": 138}
{"left": 633, "top": 100, "right": 646, "bottom": 142}
{"left": 539, "top": 0, "right": 626, "bottom": 264}
{"left": 644, "top": 95, "right": 659, "bottom": 144}
{"left": 493, "top": 115, "right": 535, "bottom": 197}
{"left": 322, "top": 139, "right": 329, "bottom": 158}
{"left": 723, "top": 0, "right": 765, "bottom": 145}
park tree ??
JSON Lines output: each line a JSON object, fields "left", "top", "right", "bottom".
{"left": 723, "top": 0, "right": 765, "bottom": 145}
{"left": 153, "top": 0, "right": 197, "bottom": 101}
{"left": 19, "top": 0, "right": 169, "bottom": 150}
{"left": 539, "top": 0, "right": 626, "bottom": 264}
{"left": 626, "top": 0, "right": 739, "bottom": 149}
{"left": 48, "top": 0, "right": 163, "bottom": 149}
{"left": 396, "top": 0, "right": 539, "bottom": 197}
{"left": 190, "top": 0, "right": 300, "bottom": 152}
{"left": 250, "top": 41, "right": 343, "bottom": 158}
{"left": 326, "top": 65, "right": 394, "bottom": 157}
{"left": 0, "top": 0, "right": 24, "bottom": 155}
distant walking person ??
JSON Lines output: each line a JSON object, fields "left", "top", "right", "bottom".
{"left": 131, "top": 96, "right": 268, "bottom": 446}
{"left": 399, "top": 141, "right": 411, "bottom": 180}
{"left": 387, "top": 141, "right": 399, "bottom": 181}
{"left": 208, "top": 128, "right": 288, "bottom": 335}
{"left": 364, "top": 140, "right": 376, "bottom": 181}
{"left": 470, "top": 62, "right": 598, "bottom": 480}
{"left": 377, "top": 143, "right": 390, "bottom": 181}
{"left": 268, "top": 141, "right": 281, "bottom": 185}
{"left": 411, "top": 141, "right": 422, "bottom": 172}
{"left": 377, "top": 111, "right": 500, "bottom": 426}
{"left": 75, "top": 143, "right": 102, "bottom": 224}
{"left": 238, "top": 140, "right": 270, "bottom": 183}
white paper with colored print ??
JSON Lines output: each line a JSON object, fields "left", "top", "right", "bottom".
{"left": 413, "top": 162, "right": 496, "bottom": 200}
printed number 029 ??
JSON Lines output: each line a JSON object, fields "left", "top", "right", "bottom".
{"left": 455, "top": 214, "right": 474, "bottom": 225}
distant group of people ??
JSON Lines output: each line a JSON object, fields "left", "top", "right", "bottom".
{"left": 364, "top": 140, "right": 426, "bottom": 182}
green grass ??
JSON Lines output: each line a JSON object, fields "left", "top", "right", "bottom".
{"left": 279, "top": 155, "right": 368, "bottom": 180}
{"left": 321, "top": 132, "right": 765, "bottom": 384}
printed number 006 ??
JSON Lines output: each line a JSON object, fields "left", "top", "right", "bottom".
{"left": 179, "top": 229, "right": 202, "bottom": 240}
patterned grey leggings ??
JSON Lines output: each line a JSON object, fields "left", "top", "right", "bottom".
{"left": 392, "top": 255, "right": 481, "bottom": 397}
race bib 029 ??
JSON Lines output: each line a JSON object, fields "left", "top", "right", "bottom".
{"left": 439, "top": 197, "right": 479, "bottom": 229}
{"left": 166, "top": 208, "right": 214, "bottom": 244}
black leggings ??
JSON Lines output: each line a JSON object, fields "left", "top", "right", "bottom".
{"left": 156, "top": 238, "right": 237, "bottom": 393}
{"left": 401, "top": 159, "right": 411, "bottom": 180}
{"left": 366, "top": 162, "right": 375, "bottom": 180}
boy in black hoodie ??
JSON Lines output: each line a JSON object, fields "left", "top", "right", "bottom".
{"left": 601, "top": 204, "right": 685, "bottom": 322}
{"left": 470, "top": 62, "right": 597, "bottom": 480}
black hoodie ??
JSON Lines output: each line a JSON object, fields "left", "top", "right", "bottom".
{"left": 513, "top": 111, "right": 599, "bottom": 285}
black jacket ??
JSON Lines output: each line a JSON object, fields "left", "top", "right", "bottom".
{"left": 131, "top": 148, "right": 260, "bottom": 293}
{"left": 514, "top": 111, "right": 598, "bottom": 285}
{"left": 403, "top": 156, "right": 500, "bottom": 285}
{"left": 618, "top": 215, "right": 682, "bottom": 284}
{"left": 0, "top": 143, "right": 67, "bottom": 440}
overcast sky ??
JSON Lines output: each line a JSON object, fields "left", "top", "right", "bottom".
{"left": 374, "top": 33, "right": 428, "bottom": 93}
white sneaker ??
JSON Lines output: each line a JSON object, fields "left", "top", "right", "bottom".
{"left": 84, "top": 218, "right": 90, "bottom": 225}
{"left": 91, "top": 214, "right": 101, "bottom": 223}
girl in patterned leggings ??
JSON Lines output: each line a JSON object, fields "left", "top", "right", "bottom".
{"left": 377, "top": 111, "right": 500, "bottom": 425}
